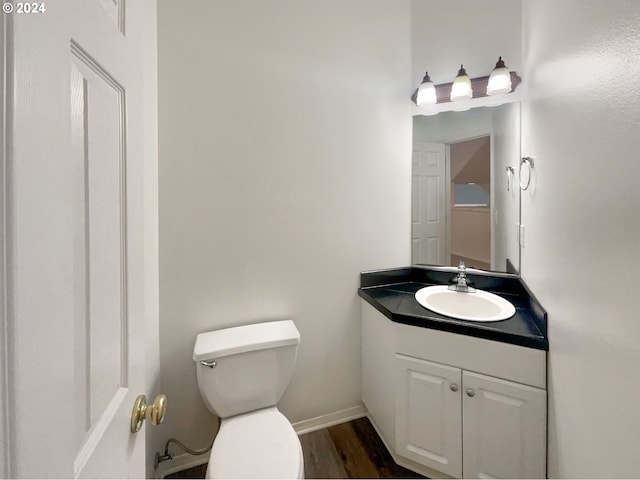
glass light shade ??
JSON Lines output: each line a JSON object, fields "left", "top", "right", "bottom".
{"left": 486, "top": 57, "right": 513, "bottom": 96}
{"left": 487, "top": 68, "right": 512, "bottom": 95}
{"left": 415, "top": 71, "right": 437, "bottom": 106}
{"left": 416, "top": 81, "right": 437, "bottom": 106}
{"left": 450, "top": 65, "right": 472, "bottom": 101}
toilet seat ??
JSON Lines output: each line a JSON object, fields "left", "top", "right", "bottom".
{"left": 206, "top": 407, "right": 304, "bottom": 479}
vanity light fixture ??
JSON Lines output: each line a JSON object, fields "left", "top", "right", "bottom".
{"left": 450, "top": 65, "right": 473, "bottom": 101}
{"left": 486, "top": 56, "right": 513, "bottom": 96}
{"left": 412, "top": 60, "right": 521, "bottom": 108}
{"left": 415, "top": 71, "right": 437, "bottom": 106}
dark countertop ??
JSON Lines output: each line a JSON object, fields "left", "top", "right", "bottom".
{"left": 359, "top": 266, "right": 548, "bottom": 351}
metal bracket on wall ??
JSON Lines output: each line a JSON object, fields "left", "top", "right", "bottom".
{"left": 520, "top": 157, "right": 534, "bottom": 191}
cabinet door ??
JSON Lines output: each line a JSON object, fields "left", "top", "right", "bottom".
{"left": 396, "top": 354, "right": 462, "bottom": 477}
{"left": 463, "top": 371, "right": 547, "bottom": 479}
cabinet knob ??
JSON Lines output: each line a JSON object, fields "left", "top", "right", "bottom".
{"left": 466, "top": 388, "right": 475, "bottom": 397}
{"left": 450, "top": 383, "right": 458, "bottom": 392}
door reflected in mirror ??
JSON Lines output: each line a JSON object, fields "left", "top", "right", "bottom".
{"left": 412, "top": 102, "right": 521, "bottom": 274}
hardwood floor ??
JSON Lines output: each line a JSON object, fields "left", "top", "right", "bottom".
{"left": 301, "top": 417, "right": 424, "bottom": 479}
{"left": 165, "top": 463, "right": 208, "bottom": 479}
{"left": 166, "top": 417, "right": 425, "bottom": 479}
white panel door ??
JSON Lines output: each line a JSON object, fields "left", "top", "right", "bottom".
{"left": 396, "top": 354, "right": 462, "bottom": 477}
{"left": 8, "top": 0, "right": 154, "bottom": 477}
{"left": 412, "top": 143, "right": 447, "bottom": 264}
{"left": 463, "top": 371, "right": 547, "bottom": 479}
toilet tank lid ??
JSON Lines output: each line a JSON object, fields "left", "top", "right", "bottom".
{"left": 193, "top": 320, "right": 300, "bottom": 361}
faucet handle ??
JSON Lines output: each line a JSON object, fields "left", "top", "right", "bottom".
{"left": 458, "top": 261, "right": 466, "bottom": 272}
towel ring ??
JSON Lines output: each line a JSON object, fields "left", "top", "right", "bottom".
{"left": 520, "top": 157, "right": 534, "bottom": 191}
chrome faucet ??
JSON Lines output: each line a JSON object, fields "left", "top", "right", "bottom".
{"left": 449, "top": 261, "right": 476, "bottom": 293}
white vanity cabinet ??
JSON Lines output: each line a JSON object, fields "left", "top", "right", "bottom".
{"left": 461, "top": 370, "right": 546, "bottom": 479}
{"left": 396, "top": 355, "right": 546, "bottom": 479}
{"left": 395, "top": 354, "right": 463, "bottom": 477}
{"left": 362, "top": 301, "right": 547, "bottom": 479}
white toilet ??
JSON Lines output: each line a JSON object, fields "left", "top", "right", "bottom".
{"left": 192, "top": 320, "right": 304, "bottom": 479}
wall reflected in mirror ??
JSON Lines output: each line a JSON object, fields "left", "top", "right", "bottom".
{"left": 412, "top": 102, "right": 521, "bottom": 274}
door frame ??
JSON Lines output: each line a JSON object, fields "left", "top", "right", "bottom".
{"left": 444, "top": 131, "right": 494, "bottom": 269}
{"left": 0, "top": 12, "right": 11, "bottom": 478}
{"left": 444, "top": 144, "right": 451, "bottom": 264}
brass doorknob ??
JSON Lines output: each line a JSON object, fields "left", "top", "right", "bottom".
{"left": 131, "top": 394, "right": 167, "bottom": 433}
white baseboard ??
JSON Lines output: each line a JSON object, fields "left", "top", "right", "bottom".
{"left": 292, "top": 404, "right": 367, "bottom": 435}
{"left": 156, "top": 405, "right": 367, "bottom": 478}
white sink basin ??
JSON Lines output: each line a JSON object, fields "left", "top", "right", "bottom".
{"left": 414, "top": 285, "right": 516, "bottom": 322}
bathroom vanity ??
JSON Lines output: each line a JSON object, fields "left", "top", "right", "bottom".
{"left": 359, "top": 266, "right": 548, "bottom": 479}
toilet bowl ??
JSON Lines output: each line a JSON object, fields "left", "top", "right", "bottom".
{"left": 193, "top": 320, "right": 303, "bottom": 479}
{"left": 207, "top": 408, "right": 304, "bottom": 479}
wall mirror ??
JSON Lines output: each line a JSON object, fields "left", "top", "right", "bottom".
{"left": 412, "top": 102, "right": 521, "bottom": 274}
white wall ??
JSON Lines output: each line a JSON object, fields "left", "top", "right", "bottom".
{"left": 412, "top": 0, "right": 521, "bottom": 87}
{"left": 521, "top": 0, "right": 640, "bottom": 477}
{"left": 158, "top": 0, "right": 411, "bottom": 456}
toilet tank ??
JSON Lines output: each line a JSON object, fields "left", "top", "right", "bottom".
{"left": 193, "top": 320, "right": 300, "bottom": 419}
